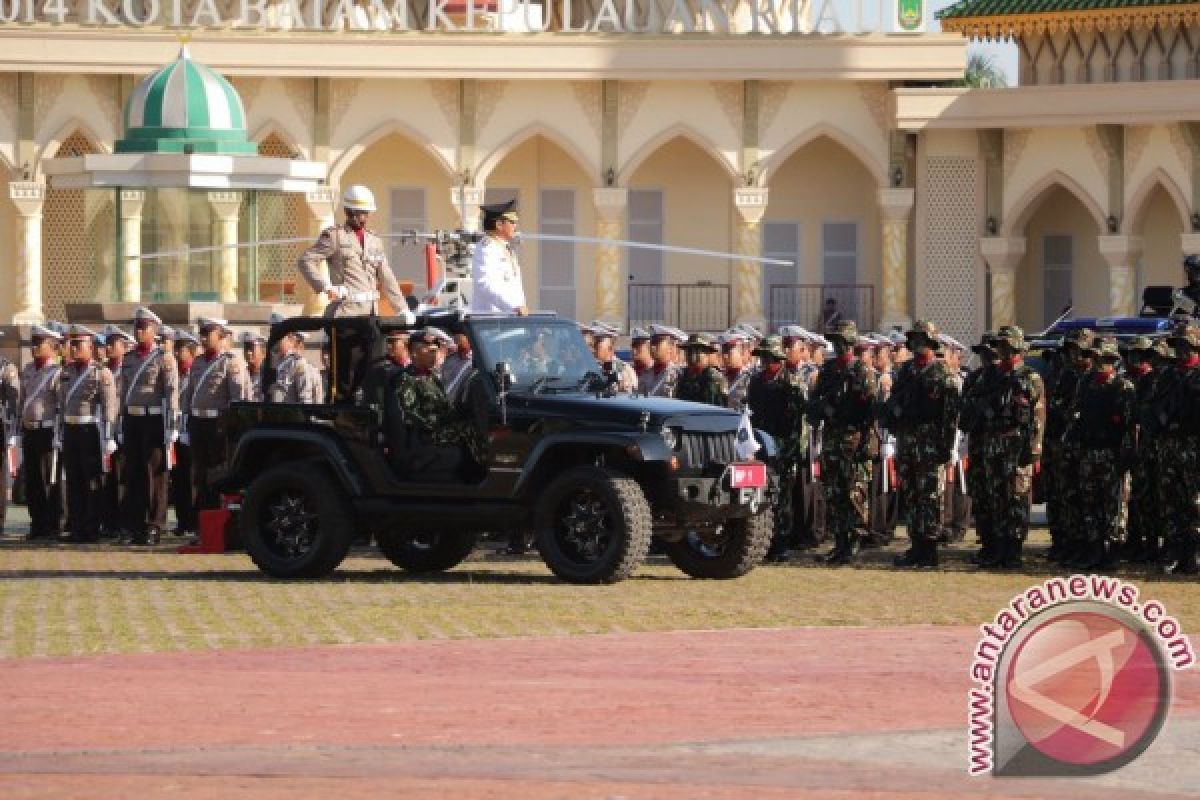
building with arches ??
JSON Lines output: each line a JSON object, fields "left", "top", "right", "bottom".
{"left": 1, "top": 0, "right": 1198, "bottom": 345}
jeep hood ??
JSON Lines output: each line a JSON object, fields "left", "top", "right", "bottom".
{"left": 512, "top": 393, "right": 741, "bottom": 433}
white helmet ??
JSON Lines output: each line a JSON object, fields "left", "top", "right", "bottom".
{"left": 342, "top": 184, "right": 377, "bottom": 213}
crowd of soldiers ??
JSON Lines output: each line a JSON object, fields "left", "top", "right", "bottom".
{"left": 0, "top": 308, "right": 323, "bottom": 545}
{"left": 583, "top": 312, "right": 1200, "bottom": 575}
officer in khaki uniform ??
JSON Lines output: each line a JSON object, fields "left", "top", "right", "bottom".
{"left": 120, "top": 307, "right": 180, "bottom": 545}
{"left": 99, "top": 325, "right": 133, "bottom": 538}
{"left": 18, "top": 325, "right": 65, "bottom": 540}
{"left": 266, "top": 330, "right": 323, "bottom": 404}
{"left": 296, "top": 185, "right": 408, "bottom": 400}
{"left": 171, "top": 328, "right": 201, "bottom": 538}
{"left": 182, "top": 317, "right": 251, "bottom": 513}
{"left": 241, "top": 332, "right": 267, "bottom": 402}
{"left": 56, "top": 325, "right": 118, "bottom": 543}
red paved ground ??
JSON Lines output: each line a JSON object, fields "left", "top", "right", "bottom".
{"left": 1, "top": 627, "right": 1197, "bottom": 799}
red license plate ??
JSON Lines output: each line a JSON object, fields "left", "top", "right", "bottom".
{"left": 730, "top": 463, "right": 767, "bottom": 489}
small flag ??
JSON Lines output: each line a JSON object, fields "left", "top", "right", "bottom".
{"left": 735, "top": 410, "right": 761, "bottom": 461}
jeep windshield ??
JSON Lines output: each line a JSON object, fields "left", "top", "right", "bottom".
{"left": 472, "top": 317, "right": 597, "bottom": 392}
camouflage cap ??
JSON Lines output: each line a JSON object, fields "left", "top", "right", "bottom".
{"left": 825, "top": 320, "right": 859, "bottom": 346}
{"left": 992, "top": 325, "right": 1027, "bottom": 352}
{"left": 905, "top": 319, "right": 941, "bottom": 349}
{"left": 970, "top": 330, "right": 997, "bottom": 354}
{"left": 751, "top": 335, "right": 786, "bottom": 360}
{"left": 1167, "top": 321, "right": 1200, "bottom": 349}
{"left": 1156, "top": 338, "right": 1176, "bottom": 359}
{"left": 1060, "top": 328, "right": 1093, "bottom": 350}
{"left": 681, "top": 332, "right": 718, "bottom": 353}
{"left": 1125, "top": 335, "right": 1156, "bottom": 354}
{"left": 1085, "top": 335, "right": 1122, "bottom": 361}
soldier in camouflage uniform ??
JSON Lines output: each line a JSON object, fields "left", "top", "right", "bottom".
{"left": 882, "top": 320, "right": 961, "bottom": 568}
{"left": 976, "top": 326, "right": 1045, "bottom": 568}
{"left": 745, "top": 336, "right": 809, "bottom": 562}
{"left": 1063, "top": 337, "right": 1135, "bottom": 570}
{"left": 390, "top": 327, "right": 487, "bottom": 482}
{"left": 1150, "top": 322, "right": 1200, "bottom": 574}
{"left": 675, "top": 334, "right": 728, "bottom": 407}
{"left": 958, "top": 331, "right": 999, "bottom": 565}
{"left": 1123, "top": 337, "right": 1162, "bottom": 564}
{"left": 807, "top": 321, "right": 878, "bottom": 565}
{"left": 1043, "top": 328, "right": 1093, "bottom": 564}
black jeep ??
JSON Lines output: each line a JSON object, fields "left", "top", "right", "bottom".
{"left": 219, "top": 311, "right": 777, "bottom": 584}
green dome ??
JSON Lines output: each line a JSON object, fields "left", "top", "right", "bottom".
{"left": 116, "top": 46, "right": 257, "bottom": 155}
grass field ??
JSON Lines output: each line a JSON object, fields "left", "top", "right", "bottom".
{"left": 2, "top": 534, "right": 1198, "bottom": 659}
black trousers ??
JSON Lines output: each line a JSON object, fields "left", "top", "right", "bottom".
{"left": 189, "top": 418, "right": 227, "bottom": 513}
{"left": 22, "top": 427, "right": 63, "bottom": 538}
{"left": 1, "top": 420, "right": 10, "bottom": 531}
{"left": 171, "top": 442, "right": 196, "bottom": 532}
{"left": 122, "top": 414, "right": 168, "bottom": 533}
{"left": 63, "top": 424, "right": 105, "bottom": 541}
{"left": 101, "top": 448, "right": 125, "bottom": 534}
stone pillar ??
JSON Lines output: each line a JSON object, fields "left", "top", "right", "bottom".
{"left": 208, "top": 192, "right": 244, "bottom": 304}
{"left": 9, "top": 181, "right": 46, "bottom": 324}
{"left": 298, "top": 187, "right": 337, "bottom": 315}
{"left": 119, "top": 189, "right": 146, "bottom": 302}
{"left": 451, "top": 186, "right": 484, "bottom": 232}
{"left": 1181, "top": 233, "right": 1200, "bottom": 258}
{"left": 159, "top": 189, "right": 191, "bottom": 300}
{"left": 878, "top": 187, "right": 915, "bottom": 331}
{"left": 592, "top": 187, "right": 627, "bottom": 327}
{"left": 1098, "top": 235, "right": 1143, "bottom": 317}
{"left": 980, "top": 237, "right": 1025, "bottom": 329}
{"left": 733, "top": 187, "right": 769, "bottom": 328}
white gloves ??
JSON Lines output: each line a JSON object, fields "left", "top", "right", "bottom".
{"left": 168, "top": 430, "right": 180, "bottom": 445}
{"left": 104, "top": 439, "right": 118, "bottom": 456}
{"left": 6, "top": 435, "right": 17, "bottom": 449}
{"left": 52, "top": 434, "right": 62, "bottom": 451}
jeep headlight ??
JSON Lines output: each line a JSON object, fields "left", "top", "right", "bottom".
{"left": 661, "top": 427, "right": 678, "bottom": 451}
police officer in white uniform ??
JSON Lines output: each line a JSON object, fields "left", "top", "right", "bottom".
{"left": 470, "top": 199, "right": 528, "bottom": 316}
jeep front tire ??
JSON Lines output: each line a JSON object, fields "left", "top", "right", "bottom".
{"left": 662, "top": 511, "right": 773, "bottom": 579}
{"left": 533, "top": 466, "right": 652, "bottom": 584}
{"left": 241, "top": 463, "right": 353, "bottom": 579}
{"left": 377, "top": 530, "right": 478, "bottom": 573}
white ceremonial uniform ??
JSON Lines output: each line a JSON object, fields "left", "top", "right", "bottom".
{"left": 470, "top": 234, "right": 526, "bottom": 314}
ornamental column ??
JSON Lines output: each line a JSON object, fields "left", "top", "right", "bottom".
{"left": 878, "top": 187, "right": 915, "bottom": 331}
{"left": 1098, "top": 235, "right": 1143, "bottom": 317}
{"left": 592, "top": 187, "right": 627, "bottom": 326}
{"left": 980, "top": 237, "right": 1026, "bottom": 329}
{"left": 298, "top": 187, "right": 337, "bottom": 315}
{"left": 451, "top": 186, "right": 484, "bottom": 232}
{"left": 119, "top": 189, "right": 146, "bottom": 302}
{"left": 208, "top": 192, "right": 244, "bottom": 304}
{"left": 9, "top": 181, "right": 46, "bottom": 324}
{"left": 733, "top": 187, "right": 769, "bottom": 328}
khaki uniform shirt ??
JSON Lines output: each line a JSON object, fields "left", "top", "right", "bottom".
{"left": 183, "top": 351, "right": 252, "bottom": 416}
{"left": 266, "top": 353, "right": 323, "bottom": 405}
{"left": 120, "top": 347, "right": 179, "bottom": 416}
{"left": 296, "top": 224, "right": 406, "bottom": 317}
{"left": 18, "top": 360, "right": 62, "bottom": 427}
{"left": 637, "top": 363, "right": 681, "bottom": 398}
{"left": 247, "top": 368, "right": 264, "bottom": 403}
{"left": 57, "top": 361, "right": 118, "bottom": 433}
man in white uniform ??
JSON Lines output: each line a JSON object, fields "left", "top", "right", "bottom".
{"left": 470, "top": 199, "right": 528, "bottom": 316}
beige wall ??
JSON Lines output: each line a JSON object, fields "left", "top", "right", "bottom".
{"left": 1135, "top": 185, "right": 1186, "bottom": 291}
{"left": 626, "top": 136, "right": 733, "bottom": 287}
{"left": 0, "top": 172, "right": 12, "bottom": 323}
{"left": 765, "top": 135, "right": 881, "bottom": 288}
{"left": 486, "top": 135, "right": 597, "bottom": 317}
{"left": 1014, "top": 185, "right": 1104, "bottom": 331}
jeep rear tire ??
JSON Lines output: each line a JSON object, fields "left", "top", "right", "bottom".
{"left": 241, "top": 463, "right": 353, "bottom": 579}
{"left": 663, "top": 511, "right": 772, "bottom": 579}
{"left": 377, "top": 530, "right": 479, "bottom": 573}
{"left": 533, "top": 466, "right": 652, "bottom": 584}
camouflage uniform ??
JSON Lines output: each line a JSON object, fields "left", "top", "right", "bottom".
{"left": 1043, "top": 328, "right": 1093, "bottom": 563}
{"left": 745, "top": 336, "right": 808, "bottom": 557}
{"left": 1124, "top": 337, "right": 1163, "bottom": 563}
{"left": 976, "top": 327, "right": 1045, "bottom": 568}
{"left": 1150, "top": 323, "right": 1200, "bottom": 574}
{"left": 807, "top": 321, "right": 878, "bottom": 565}
{"left": 1062, "top": 338, "right": 1136, "bottom": 569}
{"left": 958, "top": 332, "right": 999, "bottom": 564}
{"left": 390, "top": 366, "right": 487, "bottom": 481}
{"left": 675, "top": 334, "right": 728, "bottom": 407}
{"left": 882, "top": 321, "right": 961, "bottom": 568}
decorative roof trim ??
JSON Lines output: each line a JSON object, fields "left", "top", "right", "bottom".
{"left": 940, "top": 6, "right": 1200, "bottom": 40}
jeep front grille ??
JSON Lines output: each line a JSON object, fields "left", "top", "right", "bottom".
{"left": 679, "top": 431, "right": 738, "bottom": 467}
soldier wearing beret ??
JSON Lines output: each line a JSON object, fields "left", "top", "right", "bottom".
{"left": 674, "top": 334, "right": 728, "bottom": 407}
{"left": 57, "top": 326, "right": 118, "bottom": 543}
